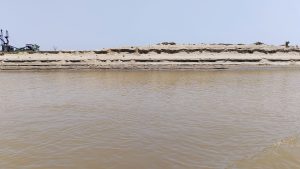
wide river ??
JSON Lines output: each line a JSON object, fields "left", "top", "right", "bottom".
{"left": 0, "top": 70, "right": 300, "bottom": 169}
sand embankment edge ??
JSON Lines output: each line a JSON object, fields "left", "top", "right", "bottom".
{"left": 1, "top": 44, "right": 300, "bottom": 70}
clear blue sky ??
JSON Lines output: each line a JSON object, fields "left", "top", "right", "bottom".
{"left": 2, "top": 0, "right": 300, "bottom": 50}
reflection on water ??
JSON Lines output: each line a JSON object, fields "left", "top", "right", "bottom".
{"left": 0, "top": 70, "right": 300, "bottom": 169}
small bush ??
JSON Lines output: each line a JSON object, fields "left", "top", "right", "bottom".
{"left": 218, "top": 43, "right": 233, "bottom": 46}
{"left": 285, "top": 41, "right": 290, "bottom": 48}
{"left": 158, "top": 42, "right": 177, "bottom": 45}
{"left": 254, "top": 42, "right": 264, "bottom": 45}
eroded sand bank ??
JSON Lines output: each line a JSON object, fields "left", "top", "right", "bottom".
{"left": 1, "top": 44, "right": 300, "bottom": 70}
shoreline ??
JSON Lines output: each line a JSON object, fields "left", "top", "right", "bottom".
{"left": 1, "top": 44, "right": 300, "bottom": 70}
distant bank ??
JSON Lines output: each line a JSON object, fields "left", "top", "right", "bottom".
{"left": 1, "top": 43, "right": 300, "bottom": 70}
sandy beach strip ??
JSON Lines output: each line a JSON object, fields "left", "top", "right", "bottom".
{"left": 1, "top": 44, "right": 300, "bottom": 70}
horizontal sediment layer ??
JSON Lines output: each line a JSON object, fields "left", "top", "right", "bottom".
{"left": 1, "top": 44, "right": 300, "bottom": 70}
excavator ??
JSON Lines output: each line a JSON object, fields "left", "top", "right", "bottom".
{"left": 0, "top": 29, "right": 40, "bottom": 52}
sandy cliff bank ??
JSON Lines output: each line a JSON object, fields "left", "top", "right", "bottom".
{"left": 1, "top": 44, "right": 300, "bottom": 70}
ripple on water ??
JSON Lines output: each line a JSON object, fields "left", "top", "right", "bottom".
{"left": 228, "top": 135, "right": 300, "bottom": 169}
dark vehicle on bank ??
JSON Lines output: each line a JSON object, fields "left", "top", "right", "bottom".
{"left": 0, "top": 29, "right": 40, "bottom": 52}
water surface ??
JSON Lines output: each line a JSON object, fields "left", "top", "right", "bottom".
{"left": 0, "top": 70, "right": 300, "bottom": 169}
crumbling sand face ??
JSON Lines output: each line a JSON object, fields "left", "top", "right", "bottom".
{"left": 1, "top": 44, "right": 300, "bottom": 70}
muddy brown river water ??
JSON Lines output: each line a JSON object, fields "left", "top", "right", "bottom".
{"left": 0, "top": 70, "right": 300, "bottom": 169}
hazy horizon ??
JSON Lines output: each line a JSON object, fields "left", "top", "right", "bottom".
{"left": 2, "top": 0, "right": 300, "bottom": 50}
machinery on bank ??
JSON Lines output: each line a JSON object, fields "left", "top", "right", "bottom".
{"left": 0, "top": 29, "right": 40, "bottom": 52}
